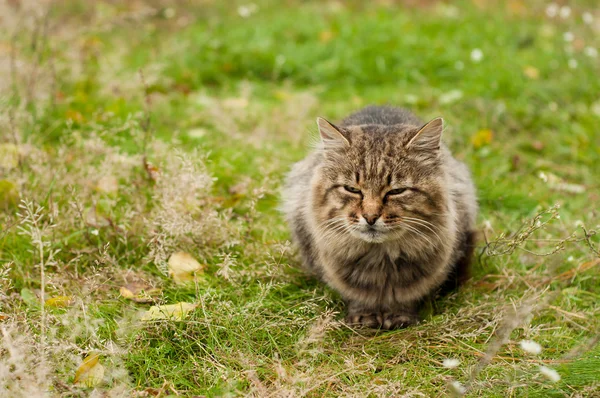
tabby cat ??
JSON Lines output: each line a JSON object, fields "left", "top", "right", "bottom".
{"left": 282, "top": 106, "right": 477, "bottom": 329}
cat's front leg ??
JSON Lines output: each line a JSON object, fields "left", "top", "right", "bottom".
{"left": 344, "top": 300, "right": 381, "bottom": 328}
{"left": 379, "top": 304, "right": 420, "bottom": 330}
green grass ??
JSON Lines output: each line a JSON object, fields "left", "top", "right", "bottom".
{"left": 1, "top": 0, "right": 599, "bottom": 396}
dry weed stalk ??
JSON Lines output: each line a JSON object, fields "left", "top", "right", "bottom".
{"left": 483, "top": 204, "right": 598, "bottom": 258}
{"left": 16, "top": 199, "right": 58, "bottom": 349}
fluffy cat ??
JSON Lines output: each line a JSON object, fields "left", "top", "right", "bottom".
{"left": 282, "top": 106, "right": 477, "bottom": 330}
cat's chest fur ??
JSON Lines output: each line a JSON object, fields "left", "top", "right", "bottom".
{"left": 317, "top": 240, "right": 447, "bottom": 307}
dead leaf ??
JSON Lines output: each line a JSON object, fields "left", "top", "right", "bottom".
{"left": 74, "top": 353, "right": 104, "bottom": 387}
{"left": 0, "top": 314, "right": 8, "bottom": 321}
{"left": 45, "top": 296, "right": 73, "bottom": 308}
{"left": 471, "top": 129, "right": 494, "bottom": 148}
{"left": 141, "top": 302, "right": 196, "bottom": 321}
{"left": 119, "top": 282, "right": 161, "bottom": 303}
{"left": 168, "top": 252, "right": 205, "bottom": 284}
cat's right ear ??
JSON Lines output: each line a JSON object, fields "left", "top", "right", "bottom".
{"left": 317, "top": 117, "right": 349, "bottom": 147}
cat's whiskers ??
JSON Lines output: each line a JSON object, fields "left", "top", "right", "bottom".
{"left": 394, "top": 222, "right": 435, "bottom": 247}
{"left": 319, "top": 218, "right": 356, "bottom": 242}
{"left": 401, "top": 217, "right": 443, "bottom": 243}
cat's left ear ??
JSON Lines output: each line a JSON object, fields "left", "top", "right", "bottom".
{"left": 406, "top": 117, "right": 443, "bottom": 151}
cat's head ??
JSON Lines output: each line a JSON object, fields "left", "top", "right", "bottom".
{"left": 312, "top": 117, "right": 448, "bottom": 244}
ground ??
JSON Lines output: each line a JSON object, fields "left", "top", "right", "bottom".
{"left": 0, "top": 0, "right": 599, "bottom": 396}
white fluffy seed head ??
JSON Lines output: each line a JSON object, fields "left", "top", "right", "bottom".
{"left": 539, "top": 365, "right": 561, "bottom": 382}
{"left": 443, "top": 358, "right": 461, "bottom": 369}
{"left": 520, "top": 340, "right": 543, "bottom": 355}
{"left": 449, "top": 380, "right": 466, "bottom": 395}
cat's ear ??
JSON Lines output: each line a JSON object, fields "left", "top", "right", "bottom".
{"left": 406, "top": 117, "right": 443, "bottom": 151}
{"left": 317, "top": 117, "right": 349, "bottom": 147}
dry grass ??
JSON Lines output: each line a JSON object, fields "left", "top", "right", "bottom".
{"left": 1, "top": 0, "right": 599, "bottom": 396}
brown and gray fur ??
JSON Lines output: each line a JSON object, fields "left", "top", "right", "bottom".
{"left": 282, "top": 106, "right": 477, "bottom": 330}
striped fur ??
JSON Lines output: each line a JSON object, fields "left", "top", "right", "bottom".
{"left": 282, "top": 106, "right": 478, "bottom": 329}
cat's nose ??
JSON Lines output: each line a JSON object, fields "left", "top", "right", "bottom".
{"left": 363, "top": 214, "right": 379, "bottom": 225}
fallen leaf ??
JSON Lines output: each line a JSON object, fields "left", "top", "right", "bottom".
{"left": 471, "top": 129, "right": 494, "bottom": 148}
{"left": 45, "top": 296, "right": 73, "bottom": 308}
{"left": 119, "top": 282, "right": 161, "bottom": 303}
{"left": 141, "top": 302, "right": 196, "bottom": 321}
{"left": 168, "top": 252, "right": 205, "bottom": 284}
{"left": 0, "top": 144, "right": 19, "bottom": 169}
{"left": 74, "top": 353, "right": 104, "bottom": 387}
{"left": 0, "top": 314, "right": 8, "bottom": 321}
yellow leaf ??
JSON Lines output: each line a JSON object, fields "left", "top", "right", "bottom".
{"left": 523, "top": 66, "right": 539, "bottom": 79}
{"left": 119, "top": 283, "right": 161, "bottom": 303}
{"left": 471, "top": 129, "right": 493, "bottom": 148}
{"left": 45, "top": 296, "right": 73, "bottom": 308}
{"left": 74, "top": 353, "right": 104, "bottom": 387}
{"left": 141, "top": 302, "right": 196, "bottom": 321}
{"left": 119, "top": 286, "right": 135, "bottom": 299}
{"left": 168, "top": 252, "right": 205, "bottom": 284}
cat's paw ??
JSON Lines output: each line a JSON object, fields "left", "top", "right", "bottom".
{"left": 345, "top": 312, "right": 380, "bottom": 328}
{"left": 380, "top": 312, "right": 419, "bottom": 330}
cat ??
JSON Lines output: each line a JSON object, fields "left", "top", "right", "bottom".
{"left": 282, "top": 106, "right": 477, "bottom": 330}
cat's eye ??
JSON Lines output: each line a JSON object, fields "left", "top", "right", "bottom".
{"left": 343, "top": 185, "right": 362, "bottom": 194}
{"left": 386, "top": 188, "right": 408, "bottom": 196}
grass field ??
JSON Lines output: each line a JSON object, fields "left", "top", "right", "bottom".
{"left": 1, "top": 0, "right": 599, "bottom": 396}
